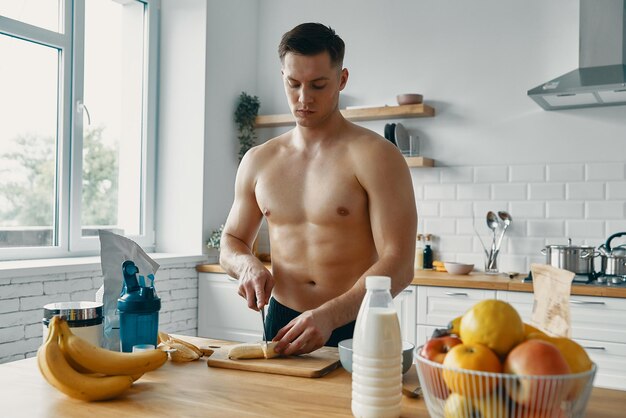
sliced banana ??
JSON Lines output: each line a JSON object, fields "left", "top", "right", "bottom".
{"left": 228, "top": 341, "right": 280, "bottom": 359}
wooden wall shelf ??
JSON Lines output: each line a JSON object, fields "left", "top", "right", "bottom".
{"left": 405, "top": 156, "right": 434, "bottom": 167}
{"left": 255, "top": 103, "right": 435, "bottom": 128}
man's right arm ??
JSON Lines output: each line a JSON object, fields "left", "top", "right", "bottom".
{"left": 219, "top": 149, "right": 274, "bottom": 311}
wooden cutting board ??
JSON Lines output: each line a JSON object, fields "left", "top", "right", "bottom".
{"left": 206, "top": 342, "right": 340, "bottom": 378}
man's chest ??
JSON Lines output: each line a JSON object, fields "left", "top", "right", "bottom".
{"left": 254, "top": 163, "right": 369, "bottom": 225}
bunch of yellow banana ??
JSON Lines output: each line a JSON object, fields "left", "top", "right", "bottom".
{"left": 37, "top": 316, "right": 167, "bottom": 401}
{"left": 157, "top": 331, "right": 213, "bottom": 362}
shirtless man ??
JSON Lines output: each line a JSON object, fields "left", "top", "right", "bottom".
{"left": 220, "top": 23, "right": 417, "bottom": 356}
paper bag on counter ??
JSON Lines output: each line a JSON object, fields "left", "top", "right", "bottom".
{"left": 96, "top": 230, "right": 159, "bottom": 350}
{"left": 530, "top": 263, "right": 575, "bottom": 338}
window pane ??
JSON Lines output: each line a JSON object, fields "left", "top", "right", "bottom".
{"left": 81, "top": 0, "right": 145, "bottom": 237}
{"left": 0, "top": 0, "right": 61, "bottom": 32}
{"left": 0, "top": 35, "right": 59, "bottom": 247}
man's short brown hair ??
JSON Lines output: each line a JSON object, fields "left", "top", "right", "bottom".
{"left": 278, "top": 23, "right": 345, "bottom": 68}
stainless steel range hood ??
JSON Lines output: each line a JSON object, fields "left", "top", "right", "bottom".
{"left": 528, "top": 0, "right": 626, "bottom": 110}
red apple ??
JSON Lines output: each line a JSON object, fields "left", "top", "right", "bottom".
{"left": 420, "top": 336, "right": 462, "bottom": 363}
{"left": 418, "top": 336, "right": 462, "bottom": 400}
{"left": 504, "top": 339, "right": 572, "bottom": 411}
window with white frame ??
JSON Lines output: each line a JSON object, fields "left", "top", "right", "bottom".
{"left": 0, "top": 0, "right": 158, "bottom": 260}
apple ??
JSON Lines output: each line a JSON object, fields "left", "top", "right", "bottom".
{"left": 442, "top": 343, "right": 502, "bottom": 398}
{"left": 526, "top": 332, "right": 593, "bottom": 400}
{"left": 504, "top": 339, "right": 572, "bottom": 410}
{"left": 420, "top": 336, "right": 462, "bottom": 364}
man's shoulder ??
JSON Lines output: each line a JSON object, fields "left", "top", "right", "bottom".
{"left": 345, "top": 122, "right": 400, "bottom": 155}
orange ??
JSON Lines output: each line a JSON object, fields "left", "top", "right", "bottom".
{"left": 523, "top": 322, "right": 547, "bottom": 338}
{"left": 442, "top": 343, "right": 502, "bottom": 398}
{"left": 460, "top": 299, "right": 524, "bottom": 357}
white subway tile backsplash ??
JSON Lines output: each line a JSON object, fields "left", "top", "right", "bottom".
{"left": 456, "top": 219, "right": 476, "bottom": 235}
{"left": 474, "top": 166, "right": 508, "bottom": 183}
{"left": 412, "top": 183, "right": 424, "bottom": 200}
{"left": 412, "top": 168, "right": 441, "bottom": 184}
{"left": 607, "top": 182, "right": 626, "bottom": 199}
{"left": 527, "top": 220, "right": 566, "bottom": 237}
{"left": 529, "top": 183, "right": 565, "bottom": 200}
{"left": 492, "top": 184, "right": 527, "bottom": 200}
{"left": 566, "top": 183, "right": 605, "bottom": 200}
{"left": 547, "top": 164, "right": 584, "bottom": 182}
{"left": 566, "top": 220, "right": 605, "bottom": 238}
{"left": 440, "top": 201, "right": 473, "bottom": 217}
{"left": 423, "top": 218, "right": 457, "bottom": 235}
{"left": 0, "top": 326, "right": 24, "bottom": 344}
{"left": 424, "top": 184, "right": 455, "bottom": 200}
{"left": 417, "top": 201, "right": 439, "bottom": 217}
{"left": 586, "top": 162, "right": 625, "bottom": 181}
{"left": 43, "top": 278, "right": 93, "bottom": 295}
{"left": 441, "top": 167, "right": 473, "bottom": 183}
{"left": 546, "top": 201, "right": 584, "bottom": 219}
{"left": 606, "top": 221, "right": 626, "bottom": 236}
{"left": 510, "top": 165, "right": 545, "bottom": 182}
{"left": 586, "top": 201, "right": 624, "bottom": 219}
{"left": 437, "top": 236, "right": 474, "bottom": 253}
{"left": 457, "top": 184, "right": 490, "bottom": 200}
{"left": 497, "top": 255, "right": 527, "bottom": 275}
{"left": 509, "top": 201, "right": 545, "bottom": 218}
{"left": 508, "top": 237, "right": 546, "bottom": 255}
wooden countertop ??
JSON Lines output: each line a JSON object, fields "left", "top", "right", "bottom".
{"left": 2, "top": 335, "right": 625, "bottom": 418}
{"left": 196, "top": 264, "right": 626, "bottom": 298}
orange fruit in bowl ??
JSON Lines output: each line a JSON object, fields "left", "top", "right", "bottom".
{"left": 460, "top": 299, "right": 524, "bottom": 358}
{"left": 442, "top": 343, "right": 502, "bottom": 398}
{"left": 523, "top": 322, "right": 547, "bottom": 338}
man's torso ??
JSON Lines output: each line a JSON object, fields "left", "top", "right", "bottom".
{"left": 253, "top": 126, "right": 379, "bottom": 311}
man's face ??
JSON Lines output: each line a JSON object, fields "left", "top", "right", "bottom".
{"left": 281, "top": 52, "right": 348, "bottom": 128}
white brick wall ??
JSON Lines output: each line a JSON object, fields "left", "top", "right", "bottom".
{"left": 412, "top": 162, "right": 626, "bottom": 273}
{"left": 0, "top": 261, "right": 200, "bottom": 364}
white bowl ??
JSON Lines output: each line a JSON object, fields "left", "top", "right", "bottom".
{"left": 443, "top": 262, "right": 474, "bottom": 275}
{"left": 338, "top": 339, "right": 414, "bottom": 374}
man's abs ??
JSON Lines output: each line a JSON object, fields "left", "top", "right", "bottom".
{"left": 268, "top": 222, "right": 378, "bottom": 312}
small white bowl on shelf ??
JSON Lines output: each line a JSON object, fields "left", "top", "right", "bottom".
{"left": 443, "top": 262, "right": 474, "bottom": 275}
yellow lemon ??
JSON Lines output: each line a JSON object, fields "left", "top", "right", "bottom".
{"left": 460, "top": 299, "right": 524, "bottom": 358}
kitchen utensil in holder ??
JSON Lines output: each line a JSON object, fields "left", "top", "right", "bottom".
{"left": 485, "top": 248, "right": 499, "bottom": 274}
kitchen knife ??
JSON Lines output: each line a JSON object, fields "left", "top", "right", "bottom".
{"left": 260, "top": 306, "right": 267, "bottom": 346}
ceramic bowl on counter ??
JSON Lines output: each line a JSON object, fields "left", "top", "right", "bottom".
{"left": 338, "top": 338, "right": 414, "bottom": 374}
{"left": 443, "top": 262, "right": 474, "bottom": 275}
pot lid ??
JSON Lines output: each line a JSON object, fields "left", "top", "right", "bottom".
{"left": 545, "top": 238, "right": 595, "bottom": 250}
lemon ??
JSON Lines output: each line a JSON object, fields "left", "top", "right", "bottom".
{"left": 460, "top": 299, "right": 524, "bottom": 358}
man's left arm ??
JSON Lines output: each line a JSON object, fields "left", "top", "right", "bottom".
{"left": 275, "top": 139, "right": 417, "bottom": 355}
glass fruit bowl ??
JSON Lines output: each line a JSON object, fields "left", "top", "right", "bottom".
{"left": 414, "top": 348, "right": 597, "bottom": 418}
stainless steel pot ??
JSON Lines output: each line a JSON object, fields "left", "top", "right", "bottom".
{"left": 542, "top": 239, "right": 595, "bottom": 275}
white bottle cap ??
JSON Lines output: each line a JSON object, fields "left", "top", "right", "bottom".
{"left": 365, "top": 276, "right": 391, "bottom": 290}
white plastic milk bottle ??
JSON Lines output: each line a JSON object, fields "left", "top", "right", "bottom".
{"left": 351, "top": 276, "right": 402, "bottom": 418}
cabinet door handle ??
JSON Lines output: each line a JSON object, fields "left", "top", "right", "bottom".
{"left": 582, "top": 346, "right": 606, "bottom": 351}
{"left": 570, "top": 300, "right": 606, "bottom": 305}
{"left": 444, "top": 292, "right": 468, "bottom": 297}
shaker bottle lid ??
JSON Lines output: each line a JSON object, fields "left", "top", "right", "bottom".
{"left": 117, "top": 287, "right": 161, "bottom": 313}
{"left": 365, "top": 276, "right": 391, "bottom": 290}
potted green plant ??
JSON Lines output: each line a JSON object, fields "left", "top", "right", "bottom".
{"left": 234, "top": 92, "right": 261, "bottom": 162}
{"left": 206, "top": 224, "right": 224, "bottom": 255}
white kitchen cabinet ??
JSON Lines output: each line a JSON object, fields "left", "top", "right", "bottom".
{"left": 394, "top": 285, "right": 417, "bottom": 346}
{"left": 198, "top": 273, "right": 262, "bottom": 342}
{"left": 497, "top": 290, "right": 626, "bottom": 390}
{"left": 417, "top": 285, "right": 497, "bottom": 328}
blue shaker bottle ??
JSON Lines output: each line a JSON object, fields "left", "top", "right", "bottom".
{"left": 117, "top": 260, "right": 161, "bottom": 352}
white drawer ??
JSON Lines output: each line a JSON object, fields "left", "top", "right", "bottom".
{"left": 498, "top": 291, "right": 626, "bottom": 345}
{"left": 569, "top": 295, "right": 626, "bottom": 345}
{"left": 416, "top": 325, "right": 439, "bottom": 350}
{"left": 417, "top": 286, "right": 497, "bottom": 327}
{"left": 575, "top": 338, "right": 626, "bottom": 391}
